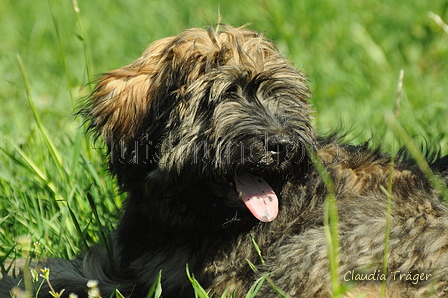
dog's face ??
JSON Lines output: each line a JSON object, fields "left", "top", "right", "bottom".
{"left": 83, "top": 25, "right": 316, "bottom": 223}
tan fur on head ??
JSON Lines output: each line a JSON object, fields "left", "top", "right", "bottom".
{"left": 86, "top": 25, "right": 292, "bottom": 146}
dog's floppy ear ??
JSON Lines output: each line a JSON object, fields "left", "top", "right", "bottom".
{"left": 85, "top": 37, "right": 176, "bottom": 147}
{"left": 88, "top": 69, "right": 151, "bottom": 145}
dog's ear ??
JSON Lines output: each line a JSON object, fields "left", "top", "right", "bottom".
{"left": 88, "top": 69, "right": 151, "bottom": 145}
{"left": 85, "top": 37, "right": 175, "bottom": 147}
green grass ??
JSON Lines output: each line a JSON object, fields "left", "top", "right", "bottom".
{"left": 1, "top": 0, "right": 448, "bottom": 297}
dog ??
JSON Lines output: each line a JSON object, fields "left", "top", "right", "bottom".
{"left": 2, "top": 24, "right": 448, "bottom": 298}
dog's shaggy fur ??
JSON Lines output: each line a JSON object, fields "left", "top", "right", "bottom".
{"left": 2, "top": 25, "right": 448, "bottom": 298}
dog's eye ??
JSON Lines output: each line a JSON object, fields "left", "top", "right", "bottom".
{"left": 226, "top": 85, "right": 239, "bottom": 95}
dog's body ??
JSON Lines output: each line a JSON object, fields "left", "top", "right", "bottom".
{"left": 2, "top": 25, "right": 448, "bottom": 297}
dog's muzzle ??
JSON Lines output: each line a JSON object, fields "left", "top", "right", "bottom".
{"left": 266, "top": 135, "right": 294, "bottom": 164}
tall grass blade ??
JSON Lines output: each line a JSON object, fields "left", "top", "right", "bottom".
{"left": 72, "top": 0, "right": 93, "bottom": 89}
{"left": 80, "top": 153, "right": 106, "bottom": 191}
{"left": 1, "top": 134, "right": 59, "bottom": 196}
{"left": 380, "top": 155, "right": 394, "bottom": 298}
{"left": 310, "top": 150, "right": 342, "bottom": 297}
{"left": 384, "top": 111, "right": 448, "bottom": 202}
{"left": 16, "top": 54, "right": 65, "bottom": 180}
{"left": 394, "top": 69, "right": 404, "bottom": 118}
{"left": 67, "top": 206, "right": 90, "bottom": 251}
{"left": 86, "top": 192, "right": 115, "bottom": 271}
{"left": 1, "top": 135, "right": 46, "bottom": 181}
{"left": 48, "top": 0, "right": 74, "bottom": 106}
{"left": 69, "top": 129, "right": 84, "bottom": 186}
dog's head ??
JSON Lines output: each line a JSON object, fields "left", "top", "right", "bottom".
{"left": 83, "top": 25, "right": 316, "bottom": 223}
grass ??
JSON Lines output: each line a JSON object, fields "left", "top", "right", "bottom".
{"left": 1, "top": 0, "right": 448, "bottom": 297}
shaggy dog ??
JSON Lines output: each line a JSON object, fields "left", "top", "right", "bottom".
{"left": 2, "top": 24, "right": 448, "bottom": 298}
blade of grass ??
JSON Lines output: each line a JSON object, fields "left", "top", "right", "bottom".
{"left": 48, "top": 0, "right": 74, "bottom": 106}
{"left": 80, "top": 153, "right": 107, "bottom": 190}
{"left": 244, "top": 276, "right": 266, "bottom": 298}
{"left": 72, "top": 0, "right": 93, "bottom": 89}
{"left": 69, "top": 129, "right": 84, "bottom": 186}
{"left": 1, "top": 134, "right": 59, "bottom": 196}
{"left": 384, "top": 111, "right": 448, "bottom": 202}
{"left": 379, "top": 155, "right": 394, "bottom": 298}
{"left": 264, "top": 276, "right": 292, "bottom": 298}
{"left": 186, "top": 264, "right": 209, "bottom": 298}
{"left": 247, "top": 237, "right": 292, "bottom": 297}
{"left": 49, "top": 0, "right": 93, "bottom": 178}
{"left": 86, "top": 192, "right": 115, "bottom": 272}
{"left": 310, "top": 150, "right": 342, "bottom": 297}
{"left": 16, "top": 54, "right": 65, "bottom": 180}
{"left": 250, "top": 237, "right": 265, "bottom": 265}
{"left": 429, "top": 12, "right": 448, "bottom": 35}
{"left": 67, "top": 205, "right": 90, "bottom": 251}
{"left": 0, "top": 245, "right": 17, "bottom": 276}
{"left": 1, "top": 135, "right": 46, "bottom": 181}
{"left": 15, "top": 236, "right": 33, "bottom": 296}
{"left": 145, "top": 270, "right": 163, "bottom": 298}
{"left": 394, "top": 69, "right": 404, "bottom": 118}
{"left": 380, "top": 69, "right": 403, "bottom": 297}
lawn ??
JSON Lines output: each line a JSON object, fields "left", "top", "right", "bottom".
{"left": 0, "top": 0, "right": 447, "bottom": 296}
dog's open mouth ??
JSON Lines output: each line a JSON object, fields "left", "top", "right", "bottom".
{"left": 227, "top": 173, "right": 279, "bottom": 222}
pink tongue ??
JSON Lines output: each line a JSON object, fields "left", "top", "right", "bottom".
{"left": 234, "top": 174, "right": 278, "bottom": 222}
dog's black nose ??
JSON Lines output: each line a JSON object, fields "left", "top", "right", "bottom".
{"left": 266, "top": 135, "right": 292, "bottom": 163}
